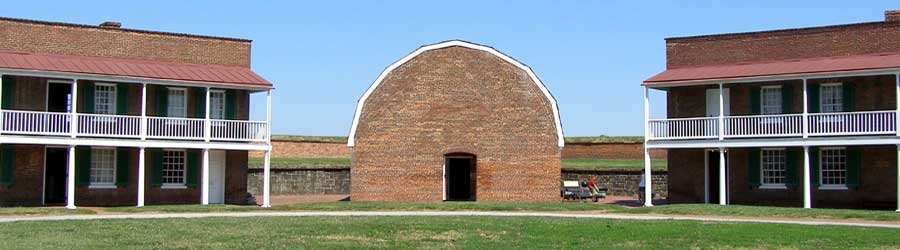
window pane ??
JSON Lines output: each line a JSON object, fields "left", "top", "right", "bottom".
{"left": 761, "top": 149, "right": 786, "bottom": 185}
{"left": 94, "top": 85, "right": 116, "bottom": 115}
{"left": 89, "top": 148, "right": 116, "bottom": 185}
{"left": 168, "top": 89, "right": 186, "bottom": 117}
{"left": 162, "top": 150, "right": 186, "bottom": 184}
{"left": 210, "top": 91, "right": 225, "bottom": 119}
{"left": 761, "top": 87, "right": 782, "bottom": 115}
{"left": 820, "top": 148, "right": 847, "bottom": 185}
{"left": 820, "top": 84, "right": 843, "bottom": 113}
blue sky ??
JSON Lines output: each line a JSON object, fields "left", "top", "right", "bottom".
{"left": 5, "top": 1, "right": 898, "bottom": 136}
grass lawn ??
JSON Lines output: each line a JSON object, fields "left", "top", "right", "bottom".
{"left": 248, "top": 157, "right": 350, "bottom": 169}
{"left": 0, "top": 207, "right": 95, "bottom": 217}
{"left": 0, "top": 216, "right": 896, "bottom": 249}
{"left": 562, "top": 158, "right": 666, "bottom": 170}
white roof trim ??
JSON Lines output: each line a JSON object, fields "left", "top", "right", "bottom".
{"left": 347, "top": 40, "right": 565, "bottom": 148}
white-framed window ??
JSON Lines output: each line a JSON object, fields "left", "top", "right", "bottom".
{"left": 167, "top": 88, "right": 187, "bottom": 118}
{"left": 94, "top": 83, "right": 117, "bottom": 115}
{"left": 162, "top": 150, "right": 186, "bottom": 187}
{"left": 209, "top": 90, "right": 226, "bottom": 119}
{"left": 760, "top": 86, "right": 782, "bottom": 115}
{"left": 820, "top": 83, "right": 843, "bottom": 113}
{"left": 760, "top": 148, "right": 786, "bottom": 188}
{"left": 819, "top": 147, "right": 847, "bottom": 189}
{"left": 89, "top": 148, "right": 116, "bottom": 188}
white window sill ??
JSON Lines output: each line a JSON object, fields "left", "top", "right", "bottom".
{"left": 88, "top": 184, "right": 117, "bottom": 189}
{"left": 758, "top": 184, "right": 787, "bottom": 190}
{"left": 818, "top": 185, "right": 848, "bottom": 190}
{"left": 161, "top": 184, "right": 187, "bottom": 189}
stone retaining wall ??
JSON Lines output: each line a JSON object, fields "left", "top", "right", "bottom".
{"left": 248, "top": 168, "right": 667, "bottom": 199}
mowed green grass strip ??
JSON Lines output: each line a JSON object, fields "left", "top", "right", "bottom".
{"left": 0, "top": 216, "right": 896, "bottom": 250}
{"left": 247, "top": 157, "right": 666, "bottom": 170}
{"left": 0, "top": 207, "right": 95, "bottom": 217}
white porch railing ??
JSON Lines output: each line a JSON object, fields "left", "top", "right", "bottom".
{"left": 0, "top": 110, "right": 269, "bottom": 142}
{"left": 210, "top": 120, "right": 268, "bottom": 142}
{"left": 648, "top": 110, "right": 897, "bottom": 140}
{"left": 725, "top": 114, "right": 803, "bottom": 138}
{"left": 1, "top": 110, "right": 70, "bottom": 136}
{"left": 77, "top": 114, "right": 141, "bottom": 138}
{"left": 147, "top": 117, "right": 206, "bottom": 140}
{"left": 648, "top": 117, "right": 718, "bottom": 140}
{"left": 808, "top": 110, "right": 896, "bottom": 136}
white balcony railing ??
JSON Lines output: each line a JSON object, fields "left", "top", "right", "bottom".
{"left": 725, "top": 114, "right": 803, "bottom": 138}
{"left": 808, "top": 110, "right": 896, "bottom": 136}
{"left": 77, "top": 113, "right": 141, "bottom": 138}
{"left": 147, "top": 117, "right": 206, "bottom": 140}
{"left": 210, "top": 120, "right": 268, "bottom": 142}
{"left": 2, "top": 110, "right": 71, "bottom": 136}
{"left": 648, "top": 117, "right": 718, "bottom": 140}
{"left": 0, "top": 110, "right": 268, "bottom": 142}
{"left": 648, "top": 110, "right": 897, "bottom": 141}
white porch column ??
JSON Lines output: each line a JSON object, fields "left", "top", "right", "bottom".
{"left": 263, "top": 150, "right": 271, "bottom": 208}
{"left": 70, "top": 79, "right": 78, "bottom": 138}
{"left": 201, "top": 148, "right": 209, "bottom": 205}
{"left": 140, "top": 83, "right": 147, "bottom": 140}
{"left": 204, "top": 87, "right": 211, "bottom": 142}
{"left": 643, "top": 86, "right": 652, "bottom": 207}
{"left": 718, "top": 148, "right": 726, "bottom": 205}
{"left": 66, "top": 146, "right": 76, "bottom": 209}
{"left": 137, "top": 147, "right": 145, "bottom": 207}
{"left": 718, "top": 83, "right": 724, "bottom": 140}
{"left": 266, "top": 90, "right": 272, "bottom": 141}
{"left": 803, "top": 79, "right": 809, "bottom": 138}
{"left": 803, "top": 146, "right": 812, "bottom": 208}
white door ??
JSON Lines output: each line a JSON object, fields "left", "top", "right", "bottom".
{"left": 706, "top": 88, "right": 730, "bottom": 117}
{"left": 209, "top": 150, "right": 227, "bottom": 204}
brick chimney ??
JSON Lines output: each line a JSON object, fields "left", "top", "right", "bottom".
{"left": 99, "top": 21, "right": 121, "bottom": 29}
{"left": 886, "top": 10, "right": 900, "bottom": 22}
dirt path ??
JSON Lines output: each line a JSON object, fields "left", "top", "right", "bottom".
{"left": 1, "top": 211, "right": 897, "bottom": 229}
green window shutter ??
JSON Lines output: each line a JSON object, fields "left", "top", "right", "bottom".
{"left": 749, "top": 87, "right": 761, "bottom": 115}
{"left": 186, "top": 150, "right": 199, "bottom": 188}
{"left": 810, "top": 147, "right": 820, "bottom": 187}
{"left": 747, "top": 148, "right": 760, "bottom": 188}
{"left": 82, "top": 82, "right": 94, "bottom": 113}
{"left": 846, "top": 147, "right": 860, "bottom": 188}
{"left": 842, "top": 83, "right": 854, "bottom": 112}
{"left": 194, "top": 88, "right": 206, "bottom": 118}
{"left": 784, "top": 148, "right": 799, "bottom": 187}
{"left": 781, "top": 84, "right": 793, "bottom": 114}
{"left": 808, "top": 84, "right": 820, "bottom": 113}
{"left": 155, "top": 86, "right": 168, "bottom": 117}
{"left": 225, "top": 90, "right": 236, "bottom": 120}
{"left": 75, "top": 147, "right": 91, "bottom": 186}
{"left": 116, "top": 84, "right": 128, "bottom": 115}
{"left": 150, "top": 149, "right": 162, "bottom": 187}
{"left": 2, "top": 76, "right": 15, "bottom": 109}
{"left": 0, "top": 145, "right": 15, "bottom": 186}
{"left": 115, "top": 148, "right": 130, "bottom": 187}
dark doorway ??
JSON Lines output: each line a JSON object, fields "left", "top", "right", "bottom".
{"left": 47, "top": 82, "right": 71, "bottom": 112}
{"left": 445, "top": 156, "right": 475, "bottom": 201}
{"left": 707, "top": 150, "right": 728, "bottom": 204}
{"left": 44, "top": 147, "right": 68, "bottom": 205}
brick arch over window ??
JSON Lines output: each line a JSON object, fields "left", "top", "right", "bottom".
{"left": 347, "top": 40, "right": 564, "bottom": 148}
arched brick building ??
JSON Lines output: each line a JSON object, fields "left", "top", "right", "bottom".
{"left": 348, "top": 40, "right": 564, "bottom": 201}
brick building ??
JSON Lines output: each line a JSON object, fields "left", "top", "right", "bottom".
{"left": 348, "top": 40, "right": 564, "bottom": 201}
{"left": 0, "top": 17, "right": 275, "bottom": 208}
{"left": 642, "top": 10, "right": 900, "bottom": 210}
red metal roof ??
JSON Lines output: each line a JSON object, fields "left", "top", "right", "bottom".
{"left": 0, "top": 51, "right": 271, "bottom": 87}
{"left": 645, "top": 52, "right": 900, "bottom": 85}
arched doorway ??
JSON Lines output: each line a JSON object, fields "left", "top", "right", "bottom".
{"left": 443, "top": 153, "right": 476, "bottom": 201}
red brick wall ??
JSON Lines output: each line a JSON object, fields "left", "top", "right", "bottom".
{"left": 352, "top": 46, "right": 561, "bottom": 202}
{"left": 0, "top": 18, "right": 251, "bottom": 67}
{"left": 666, "top": 20, "right": 900, "bottom": 69}
{"left": 0, "top": 145, "right": 249, "bottom": 206}
{"left": 249, "top": 141, "right": 350, "bottom": 158}
{"left": 563, "top": 143, "right": 666, "bottom": 160}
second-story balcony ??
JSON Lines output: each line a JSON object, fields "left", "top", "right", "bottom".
{"left": 648, "top": 110, "right": 897, "bottom": 140}
{"left": 0, "top": 110, "right": 268, "bottom": 142}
